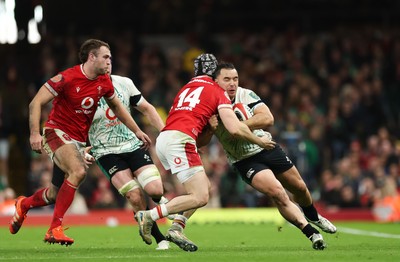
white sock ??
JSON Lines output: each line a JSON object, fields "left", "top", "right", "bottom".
{"left": 172, "top": 214, "right": 187, "bottom": 230}
{"left": 150, "top": 203, "right": 169, "bottom": 220}
{"left": 159, "top": 196, "right": 169, "bottom": 204}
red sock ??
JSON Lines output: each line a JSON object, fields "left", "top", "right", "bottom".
{"left": 49, "top": 180, "right": 77, "bottom": 230}
{"left": 22, "top": 188, "right": 50, "bottom": 213}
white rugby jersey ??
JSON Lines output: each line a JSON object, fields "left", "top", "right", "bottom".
{"left": 88, "top": 75, "right": 143, "bottom": 160}
{"left": 214, "top": 86, "right": 271, "bottom": 164}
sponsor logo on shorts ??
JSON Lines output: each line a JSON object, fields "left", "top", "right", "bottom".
{"left": 109, "top": 165, "right": 118, "bottom": 175}
{"left": 246, "top": 168, "right": 255, "bottom": 178}
{"left": 62, "top": 133, "right": 72, "bottom": 141}
{"left": 144, "top": 154, "right": 150, "bottom": 162}
{"left": 174, "top": 157, "right": 182, "bottom": 165}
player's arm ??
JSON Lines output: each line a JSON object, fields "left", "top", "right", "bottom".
{"left": 218, "top": 107, "right": 275, "bottom": 149}
{"left": 29, "top": 85, "right": 54, "bottom": 153}
{"left": 135, "top": 98, "right": 165, "bottom": 132}
{"left": 197, "top": 115, "right": 218, "bottom": 148}
{"left": 243, "top": 103, "right": 274, "bottom": 130}
{"left": 106, "top": 96, "right": 152, "bottom": 149}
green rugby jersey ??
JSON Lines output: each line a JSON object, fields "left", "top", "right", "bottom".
{"left": 214, "top": 86, "right": 271, "bottom": 164}
{"left": 88, "top": 75, "right": 143, "bottom": 160}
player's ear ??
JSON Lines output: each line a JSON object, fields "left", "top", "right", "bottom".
{"left": 88, "top": 52, "right": 96, "bottom": 61}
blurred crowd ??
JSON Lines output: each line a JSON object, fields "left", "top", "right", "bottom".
{"left": 1, "top": 22, "right": 400, "bottom": 219}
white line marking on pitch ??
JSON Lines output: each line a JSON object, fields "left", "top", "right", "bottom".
{"left": 338, "top": 227, "right": 400, "bottom": 239}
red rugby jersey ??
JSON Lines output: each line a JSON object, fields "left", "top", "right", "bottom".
{"left": 44, "top": 64, "right": 115, "bottom": 142}
{"left": 163, "top": 76, "right": 231, "bottom": 139}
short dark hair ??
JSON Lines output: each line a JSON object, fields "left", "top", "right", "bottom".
{"left": 213, "top": 62, "right": 236, "bottom": 79}
{"left": 78, "top": 39, "right": 110, "bottom": 63}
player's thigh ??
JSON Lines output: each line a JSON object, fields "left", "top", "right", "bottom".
{"left": 155, "top": 132, "right": 171, "bottom": 170}
{"left": 53, "top": 143, "right": 85, "bottom": 174}
{"left": 182, "top": 170, "right": 210, "bottom": 198}
{"left": 251, "top": 169, "right": 285, "bottom": 196}
{"left": 276, "top": 166, "right": 308, "bottom": 193}
{"left": 134, "top": 165, "right": 162, "bottom": 194}
{"left": 111, "top": 168, "right": 135, "bottom": 190}
{"left": 156, "top": 131, "right": 201, "bottom": 175}
{"left": 142, "top": 179, "right": 163, "bottom": 197}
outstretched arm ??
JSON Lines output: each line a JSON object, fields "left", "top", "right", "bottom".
{"left": 218, "top": 107, "right": 275, "bottom": 149}
{"left": 29, "top": 85, "right": 54, "bottom": 153}
{"left": 106, "top": 96, "right": 152, "bottom": 149}
{"left": 135, "top": 98, "right": 165, "bottom": 132}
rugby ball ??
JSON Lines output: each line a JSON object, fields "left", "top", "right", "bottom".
{"left": 233, "top": 103, "right": 252, "bottom": 121}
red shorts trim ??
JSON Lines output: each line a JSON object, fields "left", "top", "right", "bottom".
{"left": 43, "top": 128, "right": 73, "bottom": 156}
{"left": 185, "top": 142, "right": 202, "bottom": 167}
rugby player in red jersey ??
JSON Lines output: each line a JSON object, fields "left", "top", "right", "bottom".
{"left": 134, "top": 54, "right": 276, "bottom": 251}
{"left": 9, "top": 39, "right": 151, "bottom": 246}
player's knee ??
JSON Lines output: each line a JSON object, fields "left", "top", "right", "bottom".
{"left": 143, "top": 181, "right": 163, "bottom": 198}
{"left": 289, "top": 180, "right": 309, "bottom": 199}
{"left": 67, "top": 165, "right": 87, "bottom": 184}
{"left": 137, "top": 166, "right": 163, "bottom": 197}
{"left": 271, "top": 186, "right": 290, "bottom": 206}
{"left": 74, "top": 167, "right": 87, "bottom": 181}
{"left": 118, "top": 180, "right": 140, "bottom": 197}
{"left": 296, "top": 182, "right": 308, "bottom": 195}
{"left": 146, "top": 187, "right": 163, "bottom": 199}
{"left": 194, "top": 191, "right": 209, "bottom": 207}
{"left": 125, "top": 189, "right": 142, "bottom": 207}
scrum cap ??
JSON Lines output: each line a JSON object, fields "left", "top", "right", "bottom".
{"left": 194, "top": 53, "right": 218, "bottom": 77}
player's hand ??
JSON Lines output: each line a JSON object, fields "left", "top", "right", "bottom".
{"left": 136, "top": 130, "right": 152, "bottom": 150}
{"left": 83, "top": 146, "right": 95, "bottom": 165}
{"left": 30, "top": 133, "right": 43, "bottom": 154}
{"left": 208, "top": 115, "right": 219, "bottom": 132}
{"left": 259, "top": 135, "right": 276, "bottom": 150}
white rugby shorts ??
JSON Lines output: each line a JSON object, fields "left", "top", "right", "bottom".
{"left": 156, "top": 130, "right": 204, "bottom": 183}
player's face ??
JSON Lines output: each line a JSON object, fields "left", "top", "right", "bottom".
{"left": 106, "top": 63, "right": 112, "bottom": 76}
{"left": 93, "top": 46, "right": 112, "bottom": 75}
{"left": 215, "top": 68, "right": 239, "bottom": 100}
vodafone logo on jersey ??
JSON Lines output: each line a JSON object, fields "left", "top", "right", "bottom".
{"left": 75, "top": 97, "right": 95, "bottom": 114}
{"left": 105, "top": 108, "right": 117, "bottom": 120}
{"left": 82, "top": 97, "right": 95, "bottom": 109}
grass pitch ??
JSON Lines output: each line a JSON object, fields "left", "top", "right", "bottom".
{"left": 1, "top": 222, "right": 400, "bottom": 262}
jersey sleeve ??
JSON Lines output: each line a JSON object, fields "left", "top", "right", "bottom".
{"left": 126, "top": 77, "right": 143, "bottom": 106}
{"left": 131, "top": 95, "right": 144, "bottom": 106}
{"left": 126, "top": 78, "right": 141, "bottom": 97}
{"left": 44, "top": 73, "right": 65, "bottom": 97}
{"left": 217, "top": 90, "right": 233, "bottom": 110}
{"left": 239, "top": 88, "right": 263, "bottom": 111}
{"left": 103, "top": 76, "right": 115, "bottom": 100}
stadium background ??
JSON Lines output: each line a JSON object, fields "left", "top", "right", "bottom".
{"left": 1, "top": 0, "right": 400, "bottom": 222}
